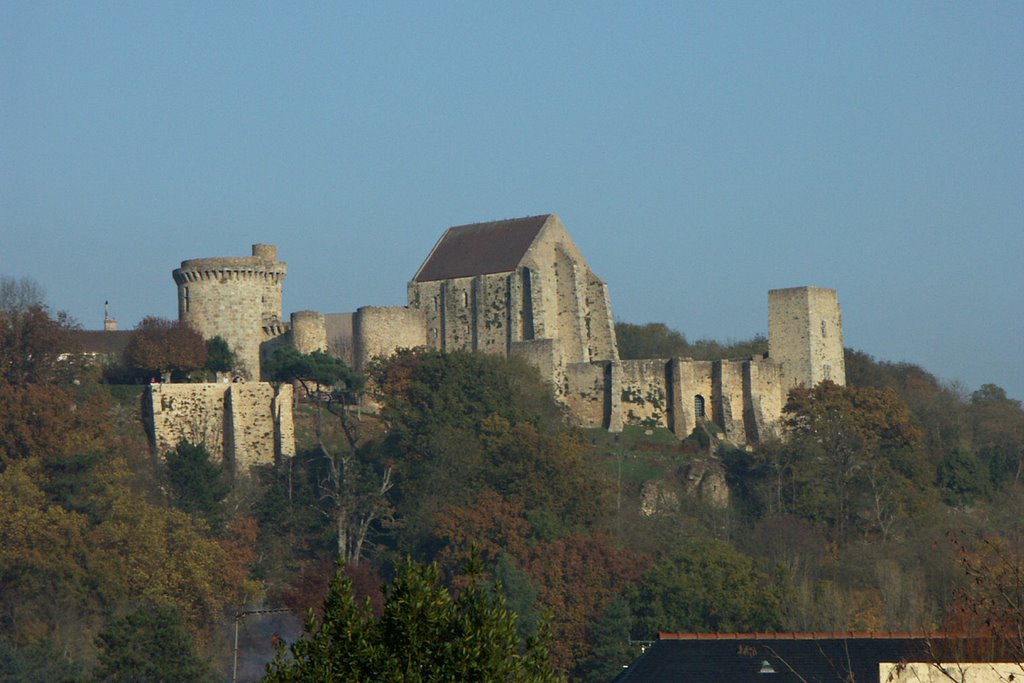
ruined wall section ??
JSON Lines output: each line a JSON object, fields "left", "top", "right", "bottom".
{"left": 147, "top": 383, "right": 228, "bottom": 460}
{"left": 173, "top": 244, "right": 287, "bottom": 379}
{"left": 146, "top": 382, "right": 294, "bottom": 474}
{"left": 713, "top": 360, "right": 747, "bottom": 441}
{"left": 563, "top": 361, "right": 608, "bottom": 428}
{"left": 617, "top": 359, "right": 671, "bottom": 429}
{"left": 225, "top": 383, "right": 292, "bottom": 473}
{"left": 769, "top": 286, "right": 846, "bottom": 391}
{"left": 676, "top": 360, "right": 715, "bottom": 438}
{"left": 352, "top": 306, "right": 427, "bottom": 374}
{"left": 744, "top": 358, "right": 784, "bottom": 443}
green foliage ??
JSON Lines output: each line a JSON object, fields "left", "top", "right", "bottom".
{"left": 203, "top": 335, "right": 236, "bottom": 374}
{"left": 266, "top": 346, "right": 361, "bottom": 394}
{"left": 0, "top": 636, "right": 82, "bottom": 683}
{"left": 164, "top": 439, "right": 230, "bottom": 532}
{"left": 616, "top": 321, "right": 768, "bottom": 361}
{"left": 628, "top": 538, "right": 784, "bottom": 637}
{"left": 93, "top": 605, "right": 211, "bottom": 683}
{"left": 264, "top": 557, "right": 561, "bottom": 682}
{"left": 373, "top": 349, "right": 608, "bottom": 554}
{"left": 578, "top": 594, "right": 638, "bottom": 682}
{"left": 937, "top": 448, "right": 991, "bottom": 505}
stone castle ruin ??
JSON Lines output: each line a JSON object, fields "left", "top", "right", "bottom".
{"left": 149, "top": 213, "right": 845, "bottom": 467}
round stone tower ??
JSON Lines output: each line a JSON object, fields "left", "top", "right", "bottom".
{"left": 172, "top": 244, "right": 287, "bottom": 379}
{"left": 290, "top": 310, "right": 328, "bottom": 354}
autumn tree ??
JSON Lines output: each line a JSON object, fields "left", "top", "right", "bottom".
{"left": 125, "top": 316, "right": 207, "bottom": 382}
{"left": 760, "top": 381, "right": 926, "bottom": 540}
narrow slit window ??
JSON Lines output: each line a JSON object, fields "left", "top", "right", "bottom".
{"left": 821, "top": 320, "right": 827, "bottom": 337}
{"left": 184, "top": 287, "right": 190, "bottom": 312}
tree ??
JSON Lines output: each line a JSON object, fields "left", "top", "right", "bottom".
{"left": 0, "top": 275, "right": 46, "bottom": 314}
{"left": 203, "top": 335, "right": 236, "bottom": 376}
{"left": 124, "top": 317, "right": 207, "bottom": 382}
{"left": 93, "top": 604, "right": 211, "bottom": 682}
{"left": 771, "top": 381, "right": 925, "bottom": 540}
{"left": 264, "top": 557, "right": 561, "bottom": 682}
{"left": 968, "top": 384, "right": 1024, "bottom": 487}
{"left": 628, "top": 538, "right": 785, "bottom": 638}
{"left": 578, "top": 595, "right": 639, "bottom": 682}
{"left": 164, "top": 439, "right": 230, "bottom": 532}
{"left": 0, "top": 303, "right": 72, "bottom": 385}
{"left": 946, "top": 534, "right": 1024, "bottom": 670}
{"left": 266, "top": 346, "right": 388, "bottom": 565}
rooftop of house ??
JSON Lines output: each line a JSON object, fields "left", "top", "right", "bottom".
{"left": 412, "top": 214, "right": 551, "bottom": 283}
{"left": 66, "top": 329, "right": 133, "bottom": 355}
{"left": 617, "top": 633, "right": 999, "bottom": 683}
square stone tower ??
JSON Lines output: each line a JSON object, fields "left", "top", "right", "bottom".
{"left": 768, "top": 286, "right": 846, "bottom": 391}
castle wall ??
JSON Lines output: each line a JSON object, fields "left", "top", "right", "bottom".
{"left": 713, "top": 360, "right": 747, "bottom": 440}
{"left": 676, "top": 360, "right": 715, "bottom": 438}
{"left": 744, "top": 357, "right": 784, "bottom": 443}
{"left": 618, "top": 359, "right": 671, "bottom": 429}
{"left": 173, "top": 244, "right": 287, "bottom": 379}
{"left": 352, "top": 306, "right": 427, "bottom": 374}
{"left": 563, "top": 361, "right": 609, "bottom": 428}
{"left": 768, "top": 286, "right": 846, "bottom": 391}
{"left": 290, "top": 310, "right": 327, "bottom": 354}
{"left": 145, "top": 382, "right": 293, "bottom": 473}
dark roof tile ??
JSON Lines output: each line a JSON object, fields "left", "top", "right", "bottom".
{"left": 413, "top": 214, "right": 550, "bottom": 283}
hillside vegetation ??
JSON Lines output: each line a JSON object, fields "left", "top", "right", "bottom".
{"left": 1, "top": 305, "right": 1022, "bottom": 681}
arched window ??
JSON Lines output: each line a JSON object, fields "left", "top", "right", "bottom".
{"left": 694, "top": 394, "right": 706, "bottom": 418}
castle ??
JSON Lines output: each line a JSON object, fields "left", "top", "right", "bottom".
{"left": 150, "top": 214, "right": 845, "bottom": 469}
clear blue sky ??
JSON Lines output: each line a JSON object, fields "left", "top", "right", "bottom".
{"left": 2, "top": 2, "right": 1022, "bottom": 400}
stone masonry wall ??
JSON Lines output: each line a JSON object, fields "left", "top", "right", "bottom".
{"left": 174, "top": 244, "right": 287, "bottom": 379}
{"left": 352, "top": 306, "right": 427, "bottom": 374}
{"left": 146, "top": 381, "right": 294, "bottom": 474}
{"left": 768, "top": 286, "right": 845, "bottom": 391}
{"left": 618, "top": 359, "right": 671, "bottom": 429}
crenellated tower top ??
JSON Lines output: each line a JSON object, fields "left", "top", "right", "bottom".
{"left": 172, "top": 244, "right": 287, "bottom": 379}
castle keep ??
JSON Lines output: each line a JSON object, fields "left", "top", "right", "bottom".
{"left": 152, "top": 213, "right": 845, "bottom": 461}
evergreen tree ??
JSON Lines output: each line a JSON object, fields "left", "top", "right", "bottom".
{"left": 165, "top": 439, "right": 230, "bottom": 531}
{"left": 92, "top": 605, "right": 210, "bottom": 683}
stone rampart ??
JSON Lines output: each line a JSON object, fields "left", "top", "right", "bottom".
{"left": 618, "top": 359, "right": 671, "bottom": 429}
{"left": 145, "top": 381, "right": 293, "bottom": 474}
{"left": 352, "top": 306, "right": 427, "bottom": 373}
{"left": 290, "top": 311, "right": 327, "bottom": 354}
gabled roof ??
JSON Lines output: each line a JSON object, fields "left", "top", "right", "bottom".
{"left": 65, "top": 330, "right": 132, "bottom": 355}
{"left": 412, "top": 214, "right": 551, "bottom": 283}
{"left": 618, "top": 633, "right": 992, "bottom": 683}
